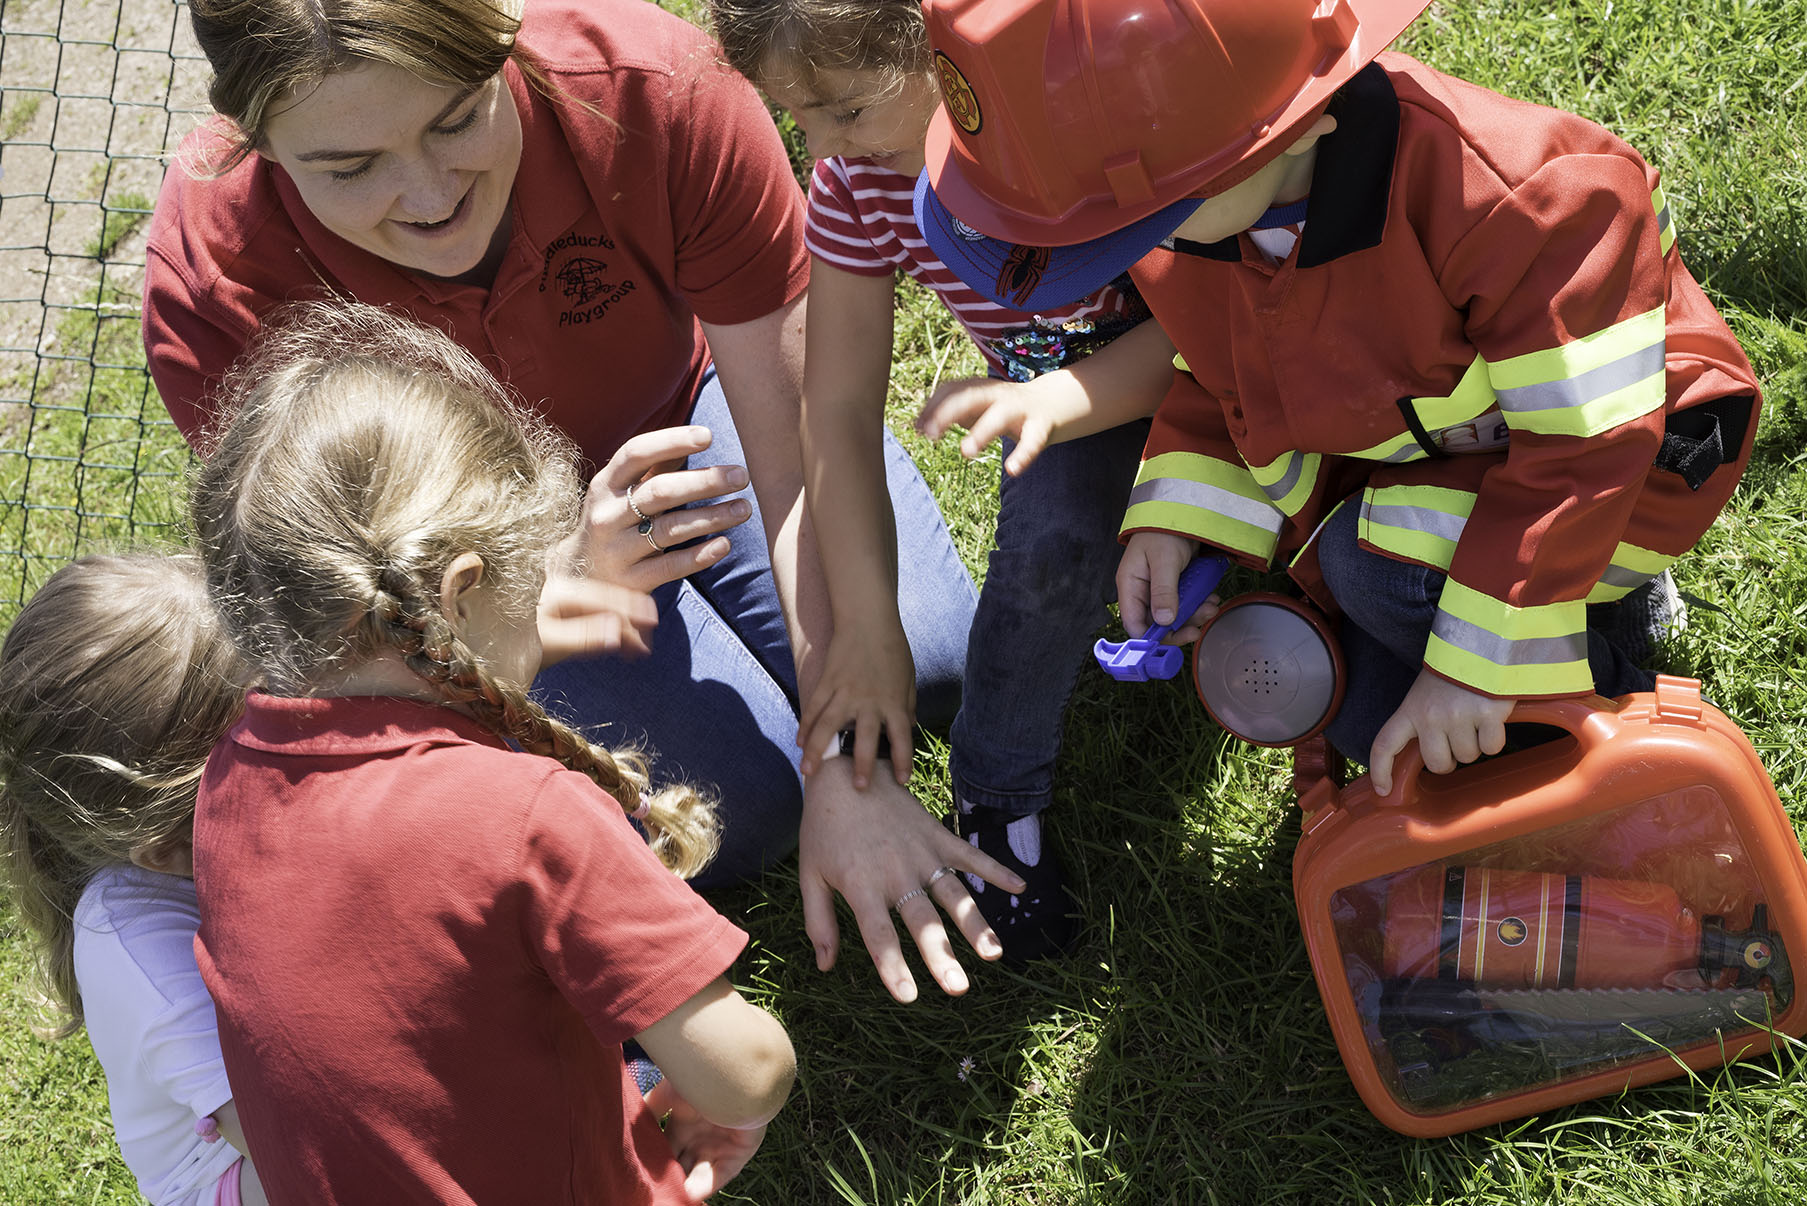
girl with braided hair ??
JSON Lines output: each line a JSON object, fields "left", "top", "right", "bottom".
{"left": 188, "top": 302, "right": 793, "bottom": 1204}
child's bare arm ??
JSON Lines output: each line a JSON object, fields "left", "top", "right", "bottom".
{"left": 917, "top": 319, "right": 1175, "bottom": 475}
{"left": 635, "top": 976, "right": 795, "bottom": 1132}
{"left": 794, "top": 259, "right": 916, "bottom": 788}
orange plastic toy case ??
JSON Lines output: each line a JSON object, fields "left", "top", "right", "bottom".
{"left": 1292, "top": 676, "right": 1807, "bottom": 1137}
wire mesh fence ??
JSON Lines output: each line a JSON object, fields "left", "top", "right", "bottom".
{"left": 0, "top": 0, "right": 211, "bottom": 626}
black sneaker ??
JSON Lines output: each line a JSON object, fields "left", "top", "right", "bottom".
{"left": 946, "top": 805, "right": 1077, "bottom": 962}
{"left": 1589, "top": 570, "right": 1688, "bottom": 665}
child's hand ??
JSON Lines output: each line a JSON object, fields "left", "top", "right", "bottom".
{"left": 643, "top": 1079, "right": 765, "bottom": 1201}
{"left": 915, "top": 375, "right": 1071, "bottom": 477}
{"left": 536, "top": 575, "right": 659, "bottom": 666}
{"left": 797, "top": 628, "right": 916, "bottom": 788}
{"left": 1367, "top": 668, "right": 1517, "bottom": 796}
{"left": 1117, "top": 531, "right": 1215, "bottom": 642}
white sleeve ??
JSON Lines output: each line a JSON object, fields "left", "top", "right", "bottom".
{"left": 76, "top": 867, "right": 241, "bottom": 1206}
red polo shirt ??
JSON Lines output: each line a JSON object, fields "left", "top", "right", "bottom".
{"left": 143, "top": 0, "right": 808, "bottom": 468}
{"left": 193, "top": 694, "right": 748, "bottom": 1205}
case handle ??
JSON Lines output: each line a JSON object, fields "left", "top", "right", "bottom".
{"left": 1374, "top": 694, "right": 1620, "bottom": 806}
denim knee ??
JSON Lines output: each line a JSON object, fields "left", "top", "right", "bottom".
{"left": 1316, "top": 499, "right": 1443, "bottom": 665}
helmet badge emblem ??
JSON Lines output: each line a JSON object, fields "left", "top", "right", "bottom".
{"left": 934, "top": 51, "right": 982, "bottom": 135}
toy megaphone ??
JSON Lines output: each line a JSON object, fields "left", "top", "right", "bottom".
{"left": 1094, "top": 554, "right": 1344, "bottom": 746}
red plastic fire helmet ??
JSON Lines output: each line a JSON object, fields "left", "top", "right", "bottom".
{"left": 922, "top": 0, "right": 1432, "bottom": 247}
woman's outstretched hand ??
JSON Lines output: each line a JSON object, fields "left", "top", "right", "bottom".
{"left": 797, "top": 760, "right": 1025, "bottom": 1003}
{"left": 560, "top": 425, "right": 754, "bottom": 594}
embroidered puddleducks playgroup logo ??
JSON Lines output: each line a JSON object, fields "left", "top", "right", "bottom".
{"left": 539, "top": 229, "right": 639, "bottom": 328}
{"left": 934, "top": 52, "right": 982, "bottom": 135}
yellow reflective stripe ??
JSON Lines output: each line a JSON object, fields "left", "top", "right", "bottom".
{"left": 1427, "top": 581, "right": 1592, "bottom": 696}
{"left": 1411, "top": 355, "right": 1501, "bottom": 431}
{"left": 1348, "top": 356, "right": 1498, "bottom": 462}
{"left": 1247, "top": 449, "right": 1321, "bottom": 516}
{"left": 1122, "top": 452, "right": 1283, "bottom": 560}
{"left": 1358, "top": 485, "right": 1476, "bottom": 570}
{"left": 1584, "top": 542, "right": 1676, "bottom": 603}
{"left": 1488, "top": 307, "right": 1667, "bottom": 438}
{"left": 1651, "top": 183, "right": 1675, "bottom": 256}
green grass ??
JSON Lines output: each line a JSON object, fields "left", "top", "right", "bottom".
{"left": 85, "top": 191, "right": 155, "bottom": 261}
{"left": 1, "top": 92, "right": 45, "bottom": 141}
{"left": 5, "top": 0, "right": 1807, "bottom": 1202}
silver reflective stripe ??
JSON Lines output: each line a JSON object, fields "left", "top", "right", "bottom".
{"left": 1363, "top": 500, "right": 1468, "bottom": 545}
{"left": 1258, "top": 453, "right": 1306, "bottom": 505}
{"left": 1596, "top": 563, "right": 1654, "bottom": 591}
{"left": 1127, "top": 478, "right": 1285, "bottom": 534}
{"left": 1375, "top": 441, "right": 1426, "bottom": 465}
{"left": 1431, "top": 610, "right": 1589, "bottom": 667}
{"left": 1495, "top": 342, "right": 1665, "bottom": 416}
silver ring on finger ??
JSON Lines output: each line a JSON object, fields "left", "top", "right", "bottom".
{"left": 925, "top": 865, "right": 958, "bottom": 888}
{"left": 894, "top": 886, "right": 928, "bottom": 911}
{"left": 639, "top": 517, "right": 664, "bottom": 553}
{"left": 625, "top": 482, "right": 651, "bottom": 524}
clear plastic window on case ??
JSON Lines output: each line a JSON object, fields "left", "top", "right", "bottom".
{"left": 1328, "top": 786, "right": 1792, "bottom": 1112}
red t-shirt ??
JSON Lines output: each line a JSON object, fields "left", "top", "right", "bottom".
{"left": 143, "top": 0, "right": 809, "bottom": 469}
{"left": 192, "top": 694, "right": 748, "bottom": 1205}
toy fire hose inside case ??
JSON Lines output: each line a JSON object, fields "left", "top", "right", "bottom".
{"left": 1292, "top": 677, "right": 1807, "bottom": 1136}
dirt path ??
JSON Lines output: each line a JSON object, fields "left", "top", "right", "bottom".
{"left": 1, "top": 0, "right": 210, "bottom": 436}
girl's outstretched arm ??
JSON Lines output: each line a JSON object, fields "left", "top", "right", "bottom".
{"left": 790, "top": 258, "right": 914, "bottom": 788}
{"left": 917, "top": 318, "right": 1176, "bottom": 475}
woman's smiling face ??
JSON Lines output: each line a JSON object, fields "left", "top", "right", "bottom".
{"left": 258, "top": 61, "right": 522, "bottom": 279}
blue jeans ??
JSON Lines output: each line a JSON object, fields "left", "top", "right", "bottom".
{"left": 533, "top": 372, "right": 975, "bottom": 889}
{"left": 1316, "top": 498, "right": 1656, "bottom": 764}
{"left": 947, "top": 420, "right": 1150, "bottom": 816}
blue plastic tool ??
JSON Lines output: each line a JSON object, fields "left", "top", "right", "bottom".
{"left": 1093, "top": 554, "right": 1230, "bottom": 681}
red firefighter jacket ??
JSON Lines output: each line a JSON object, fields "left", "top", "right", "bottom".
{"left": 1125, "top": 54, "right": 1758, "bottom": 699}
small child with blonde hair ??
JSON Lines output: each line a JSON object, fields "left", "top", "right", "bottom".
{"left": 0, "top": 552, "right": 268, "bottom": 1206}
{"left": 187, "top": 301, "right": 794, "bottom": 1204}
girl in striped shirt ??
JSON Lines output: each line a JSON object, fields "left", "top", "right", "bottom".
{"left": 712, "top": 0, "right": 1181, "bottom": 971}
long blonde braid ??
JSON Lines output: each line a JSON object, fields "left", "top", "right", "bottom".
{"left": 367, "top": 562, "right": 718, "bottom": 877}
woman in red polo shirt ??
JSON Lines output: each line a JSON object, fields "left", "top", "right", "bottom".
{"left": 144, "top": 0, "right": 1018, "bottom": 1001}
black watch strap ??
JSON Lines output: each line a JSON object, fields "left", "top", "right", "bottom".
{"left": 837, "top": 727, "right": 893, "bottom": 760}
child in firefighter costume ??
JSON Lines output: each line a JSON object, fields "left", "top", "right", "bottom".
{"left": 914, "top": 0, "right": 1759, "bottom": 795}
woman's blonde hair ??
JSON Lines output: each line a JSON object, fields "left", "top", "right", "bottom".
{"left": 709, "top": 0, "right": 929, "bottom": 92}
{"left": 190, "top": 301, "right": 718, "bottom": 877}
{"left": 0, "top": 553, "right": 250, "bottom": 1035}
{"left": 187, "top": 0, "right": 527, "bottom": 172}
